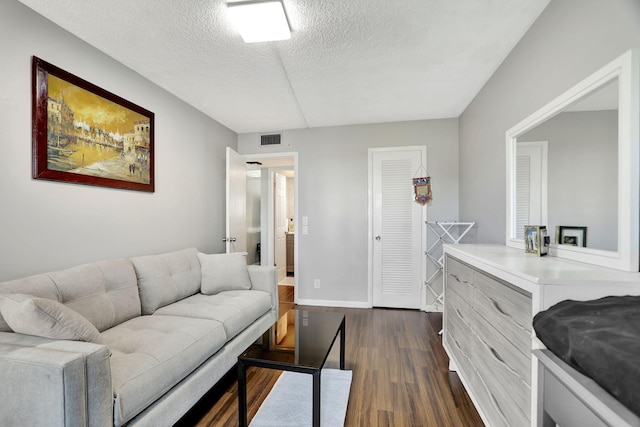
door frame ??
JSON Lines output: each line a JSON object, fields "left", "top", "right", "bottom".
{"left": 273, "top": 171, "right": 288, "bottom": 282}
{"left": 225, "top": 147, "right": 248, "bottom": 253}
{"left": 367, "top": 146, "right": 428, "bottom": 310}
{"left": 244, "top": 152, "right": 299, "bottom": 303}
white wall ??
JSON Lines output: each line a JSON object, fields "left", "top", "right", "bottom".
{"left": 459, "top": 0, "right": 640, "bottom": 244}
{"left": 0, "top": 1, "right": 235, "bottom": 280}
{"left": 238, "top": 119, "right": 459, "bottom": 306}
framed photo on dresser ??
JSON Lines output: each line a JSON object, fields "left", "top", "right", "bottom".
{"left": 557, "top": 226, "right": 587, "bottom": 247}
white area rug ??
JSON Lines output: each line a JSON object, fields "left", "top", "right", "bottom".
{"left": 250, "top": 369, "right": 352, "bottom": 427}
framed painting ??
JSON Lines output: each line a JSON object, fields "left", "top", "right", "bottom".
{"left": 32, "top": 56, "right": 154, "bottom": 192}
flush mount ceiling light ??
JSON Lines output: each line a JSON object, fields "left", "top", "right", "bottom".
{"left": 228, "top": 0, "right": 291, "bottom": 43}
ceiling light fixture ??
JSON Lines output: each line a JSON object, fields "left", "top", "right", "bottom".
{"left": 228, "top": 0, "right": 291, "bottom": 43}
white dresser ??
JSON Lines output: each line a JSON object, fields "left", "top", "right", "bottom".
{"left": 442, "top": 244, "right": 640, "bottom": 427}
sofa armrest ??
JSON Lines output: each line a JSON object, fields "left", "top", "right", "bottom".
{"left": 0, "top": 332, "right": 112, "bottom": 427}
{"left": 247, "top": 265, "right": 279, "bottom": 315}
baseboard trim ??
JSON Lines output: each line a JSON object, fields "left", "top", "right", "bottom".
{"left": 423, "top": 304, "right": 443, "bottom": 313}
{"left": 296, "top": 299, "right": 371, "bottom": 309}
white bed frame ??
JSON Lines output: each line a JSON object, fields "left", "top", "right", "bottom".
{"left": 534, "top": 349, "right": 640, "bottom": 427}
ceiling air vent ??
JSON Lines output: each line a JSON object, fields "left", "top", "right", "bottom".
{"left": 261, "top": 134, "right": 281, "bottom": 146}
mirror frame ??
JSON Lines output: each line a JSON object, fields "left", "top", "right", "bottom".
{"left": 506, "top": 49, "right": 639, "bottom": 271}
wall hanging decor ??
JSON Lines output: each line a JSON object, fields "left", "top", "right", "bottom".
{"left": 32, "top": 56, "right": 155, "bottom": 192}
{"left": 413, "top": 164, "right": 432, "bottom": 205}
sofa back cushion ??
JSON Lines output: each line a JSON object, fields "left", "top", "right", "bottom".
{"left": 0, "top": 294, "right": 104, "bottom": 342}
{"left": 198, "top": 252, "right": 252, "bottom": 294}
{"left": 130, "top": 248, "right": 201, "bottom": 315}
{"left": 0, "top": 259, "right": 141, "bottom": 332}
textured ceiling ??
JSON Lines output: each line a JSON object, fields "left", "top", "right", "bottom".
{"left": 18, "top": 0, "right": 550, "bottom": 133}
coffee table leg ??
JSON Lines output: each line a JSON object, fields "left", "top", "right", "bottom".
{"left": 238, "top": 361, "right": 247, "bottom": 427}
{"left": 340, "top": 318, "right": 345, "bottom": 370}
{"left": 313, "top": 371, "right": 321, "bottom": 427}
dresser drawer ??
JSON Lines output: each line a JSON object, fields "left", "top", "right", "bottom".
{"left": 449, "top": 331, "right": 512, "bottom": 427}
{"left": 472, "top": 310, "right": 531, "bottom": 422}
{"left": 446, "top": 256, "right": 474, "bottom": 287}
{"left": 446, "top": 257, "right": 474, "bottom": 305}
{"left": 444, "top": 330, "right": 507, "bottom": 427}
{"left": 469, "top": 330, "right": 530, "bottom": 427}
{"left": 444, "top": 290, "right": 474, "bottom": 357}
{"left": 471, "top": 307, "right": 531, "bottom": 385}
{"left": 473, "top": 271, "right": 532, "bottom": 353}
{"left": 445, "top": 285, "right": 473, "bottom": 330}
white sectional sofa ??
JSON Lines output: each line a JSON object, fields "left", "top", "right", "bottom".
{"left": 0, "top": 248, "right": 278, "bottom": 427}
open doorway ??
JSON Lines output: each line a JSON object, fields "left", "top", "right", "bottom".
{"left": 244, "top": 153, "right": 297, "bottom": 350}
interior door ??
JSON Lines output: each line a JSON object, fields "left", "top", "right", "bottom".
{"left": 225, "top": 147, "right": 247, "bottom": 253}
{"left": 371, "top": 148, "right": 425, "bottom": 309}
{"left": 274, "top": 172, "right": 287, "bottom": 281}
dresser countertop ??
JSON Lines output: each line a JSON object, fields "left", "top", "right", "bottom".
{"left": 444, "top": 244, "right": 640, "bottom": 290}
{"left": 444, "top": 243, "right": 640, "bottom": 313}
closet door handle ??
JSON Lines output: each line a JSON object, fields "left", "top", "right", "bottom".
{"left": 375, "top": 235, "right": 381, "bottom": 241}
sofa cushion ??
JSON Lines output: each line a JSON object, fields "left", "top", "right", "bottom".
{"left": 131, "top": 248, "right": 202, "bottom": 315}
{"left": 198, "top": 252, "right": 252, "bottom": 294}
{"left": 0, "top": 259, "right": 140, "bottom": 332}
{"left": 154, "top": 290, "right": 272, "bottom": 340}
{"left": 101, "top": 315, "right": 226, "bottom": 426}
{"left": 0, "top": 294, "right": 103, "bottom": 343}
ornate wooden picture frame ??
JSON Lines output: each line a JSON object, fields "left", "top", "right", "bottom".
{"left": 525, "top": 225, "right": 548, "bottom": 256}
{"left": 32, "top": 56, "right": 154, "bottom": 192}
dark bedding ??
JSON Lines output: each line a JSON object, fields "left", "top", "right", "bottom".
{"left": 533, "top": 295, "right": 640, "bottom": 417}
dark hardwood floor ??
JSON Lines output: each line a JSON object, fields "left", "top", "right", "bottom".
{"left": 175, "top": 306, "right": 483, "bottom": 427}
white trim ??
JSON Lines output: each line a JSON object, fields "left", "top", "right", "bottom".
{"left": 296, "top": 298, "right": 371, "bottom": 309}
{"left": 506, "top": 49, "right": 639, "bottom": 272}
{"left": 368, "top": 146, "right": 428, "bottom": 309}
{"left": 423, "top": 303, "right": 440, "bottom": 313}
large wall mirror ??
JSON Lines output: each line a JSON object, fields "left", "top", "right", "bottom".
{"left": 506, "top": 49, "right": 639, "bottom": 271}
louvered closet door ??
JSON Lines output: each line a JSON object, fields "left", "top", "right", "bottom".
{"left": 515, "top": 142, "right": 546, "bottom": 239}
{"left": 372, "top": 148, "right": 424, "bottom": 309}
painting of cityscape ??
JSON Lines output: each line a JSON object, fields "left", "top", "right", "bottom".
{"left": 32, "top": 57, "right": 154, "bottom": 192}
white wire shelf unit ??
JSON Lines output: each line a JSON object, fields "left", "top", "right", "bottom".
{"left": 424, "top": 221, "right": 476, "bottom": 311}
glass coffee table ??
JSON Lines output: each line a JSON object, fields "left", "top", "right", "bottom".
{"left": 238, "top": 309, "right": 346, "bottom": 427}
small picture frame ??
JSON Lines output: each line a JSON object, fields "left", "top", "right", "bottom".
{"left": 524, "top": 225, "right": 548, "bottom": 256}
{"left": 556, "top": 226, "right": 587, "bottom": 247}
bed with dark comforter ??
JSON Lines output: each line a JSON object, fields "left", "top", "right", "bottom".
{"left": 533, "top": 295, "right": 640, "bottom": 417}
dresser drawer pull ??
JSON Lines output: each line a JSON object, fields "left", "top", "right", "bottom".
{"left": 451, "top": 335, "right": 468, "bottom": 359}
{"left": 491, "top": 298, "right": 509, "bottom": 316}
{"left": 491, "top": 297, "right": 530, "bottom": 333}
{"left": 455, "top": 308, "right": 465, "bottom": 321}
{"left": 490, "top": 347, "right": 506, "bottom": 364}
{"left": 450, "top": 273, "right": 470, "bottom": 285}
{"left": 487, "top": 343, "right": 520, "bottom": 378}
